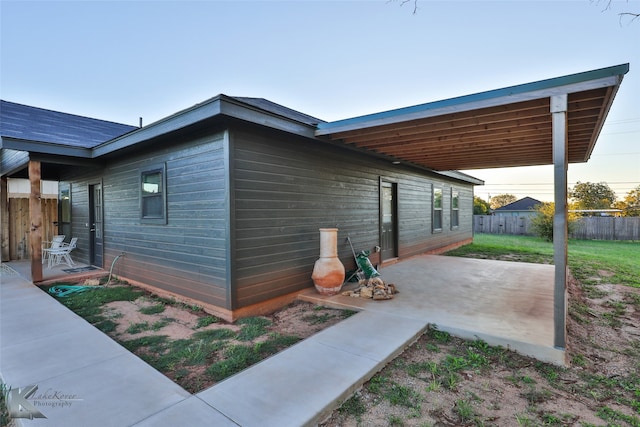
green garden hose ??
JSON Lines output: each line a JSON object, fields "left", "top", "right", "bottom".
{"left": 47, "top": 285, "right": 97, "bottom": 297}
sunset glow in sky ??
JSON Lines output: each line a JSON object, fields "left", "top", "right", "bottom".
{"left": 2, "top": 1, "right": 638, "bottom": 202}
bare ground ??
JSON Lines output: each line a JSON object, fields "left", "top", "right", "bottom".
{"left": 95, "top": 293, "right": 353, "bottom": 393}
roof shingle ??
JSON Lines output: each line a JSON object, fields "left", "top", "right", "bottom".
{"left": 0, "top": 100, "right": 137, "bottom": 148}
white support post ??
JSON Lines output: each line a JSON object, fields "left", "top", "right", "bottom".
{"left": 551, "top": 94, "right": 568, "bottom": 350}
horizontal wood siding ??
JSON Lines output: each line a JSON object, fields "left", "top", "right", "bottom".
{"left": 231, "top": 127, "right": 474, "bottom": 308}
{"left": 61, "top": 132, "right": 230, "bottom": 308}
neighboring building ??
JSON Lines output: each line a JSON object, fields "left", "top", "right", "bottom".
{"left": 493, "top": 197, "right": 543, "bottom": 217}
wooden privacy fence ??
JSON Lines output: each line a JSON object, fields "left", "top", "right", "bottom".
{"left": 473, "top": 215, "right": 640, "bottom": 241}
{"left": 473, "top": 215, "right": 533, "bottom": 236}
{"left": 571, "top": 217, "right": 640, "bottom": 241}
{"left": 8, "top": 198, "right": 58, "bottom": 260}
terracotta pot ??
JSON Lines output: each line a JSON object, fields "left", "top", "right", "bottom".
{"left": 311, "top": 228, "right": 345, "bottom": 295}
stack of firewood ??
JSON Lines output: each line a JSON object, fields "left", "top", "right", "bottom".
{"left": 341, "top": 277, "right": 398, "bottom": 300}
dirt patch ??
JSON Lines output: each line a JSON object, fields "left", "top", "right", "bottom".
{"left": 102, "top": 296, "right": 350, "bottom": 344}
{"left": 322, "top": 270, "right": 640, "bottom": 426}
{"left": 82, "top": 287, "right": 355, "bottom": 393}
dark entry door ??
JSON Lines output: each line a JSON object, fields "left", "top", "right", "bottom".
{"left": 380, "top": 181, "right": 398, "bottom": 260}
{"left": 89, "top": 183, "right": 103, "bottom": 267}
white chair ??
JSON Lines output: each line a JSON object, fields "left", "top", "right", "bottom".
{"left": 42, "top": 235, "right": 65, "bottom": 265}
{"left": 48, "top": 237, "right": 78, "bottom": 269}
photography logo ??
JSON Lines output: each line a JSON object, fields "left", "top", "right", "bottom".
{"left": 5, "top": 384, "right": 82, "bottom": 419}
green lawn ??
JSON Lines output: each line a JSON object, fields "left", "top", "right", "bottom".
{"left": 446, "top": 234, "right": 640, "bottom": 288}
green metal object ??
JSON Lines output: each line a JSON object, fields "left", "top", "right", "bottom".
{"left": 356, "top": 251, "right": 380, "bottom": 279}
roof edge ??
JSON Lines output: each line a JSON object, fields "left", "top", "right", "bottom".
{"left": 93, "top": 94, "right": 321, "bottom": 157}
{"left": 437, "top": 170, "right": 484, "bottom": 186}
{"left": 1, "top": 137, "right": 93, "bottom": 158}
{"left": 316, "top": 63, "right": 630, "bottom": 135}
{"left": 92, "top": 95, "right": 225, "bottom": 157}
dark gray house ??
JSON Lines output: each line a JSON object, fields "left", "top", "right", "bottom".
{"left": 0, "top": 96, "right": 481, "bottom": 320}
{"left": 1, "top": 64, "right": 629, "bottom": 337}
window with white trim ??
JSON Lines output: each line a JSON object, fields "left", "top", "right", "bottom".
{"left": 451, "top": 189, "right": 459, "bottom": 228}
{"left": 433, "top": 187, "right": 443, "bottom": 232}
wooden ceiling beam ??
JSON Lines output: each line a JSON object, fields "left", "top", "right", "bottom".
{"left": 329, "top": 98, "right": 551, "bottom": 141}
{"left": 347, "top": 115, "right": 553, "bottom": 148}
{"left": 352, "top": 125, "right": 553, "bottom": 150}
{"left": 328, "top": 95, "right": 603, "bottom": 145}
{"left": 393, "top": 142, "right": 552, "bottom": 160}
{"left": 335, "top": 101, "right": 602, "bottom": 148}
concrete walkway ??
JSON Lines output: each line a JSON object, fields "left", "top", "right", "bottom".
{"left": 0, "top": 264, "right": 425, "bottom": 426}
{"left": 1, "top": 255, "right": 564, "bottom": 426}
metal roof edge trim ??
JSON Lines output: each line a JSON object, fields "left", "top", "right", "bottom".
{"left": 228, "top": 96, "right": 326, "bottom": 126}
{"left": 219, "top": 96, "right": 319, "bottom": 139}
{"left": 437, "top": 170, "right": 484, "bottom": 186}
{"left": 92, "top": 95, "right": 320, "bottom": 157}
{"left": 316, "top": 63, "right": 630, "bottom": 135}
{"left": 92, "top": 96, "right": 225, "bottom": 157}
{"left": 580, "top": 73, "right": 627, "bottom": 163}
{"left": 1, "top": 137, "right": 92, "bottom": 158}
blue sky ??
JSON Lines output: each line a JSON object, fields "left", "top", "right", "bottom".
{"left": 1, "top": 0, "right": 638, "bottom": 202}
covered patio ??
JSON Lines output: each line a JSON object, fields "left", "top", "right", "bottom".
{"left": 3, "top": 259, "right": 104, "bottom": 284}
{"left": 301, "top": 254, "right": 562, "bottom": 364}
{"left": 316, "top": 63, "right": 629, "bottom": 353}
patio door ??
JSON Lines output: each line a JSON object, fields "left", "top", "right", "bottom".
{"left": 380, "top": 180, "right": 398, "bottom": 260}
{"left": 89, "top": 183, "right": 103, "bottom": 267}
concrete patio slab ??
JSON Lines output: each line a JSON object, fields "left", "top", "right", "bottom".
{"left": 301, "top": 254, "right": 565, "bottom": 365}
{"left": 5, "top": 259, "right": 105, "bottom": 284}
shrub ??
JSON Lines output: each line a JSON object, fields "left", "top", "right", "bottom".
{"left": 530, "top": 202, "right": 578, "bottom": 242}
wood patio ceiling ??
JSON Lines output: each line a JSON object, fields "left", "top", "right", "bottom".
{"left": 318, "top": 87, "right": 612, "bottom": 171}
{"left": 315, "top": 65, "right": 629, "bottom": 172}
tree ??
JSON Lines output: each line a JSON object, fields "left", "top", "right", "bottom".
{"left": 473, "top": 196, "right": 491, "bottom": 215}
{"left": 598, "top": 0, "right": 640, "bottom": 23}
{"left": 569, "top": 181, "right": 617, "bottom": 211}
{"left": 615, "top": 185, "right": 640, "bottom": 216}
{"left": 393, "top": 0, "right": 639, "bottom": 20}
{"left": 530, "top": 202, "right": 579, "bottom": 241}
{"left": 489, "top": 194, "right": 517, "bottom": 210}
